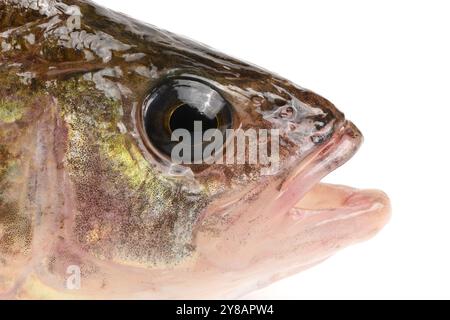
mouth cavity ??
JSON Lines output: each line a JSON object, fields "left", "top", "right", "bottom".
{"left": 278, "top": 120, "right": 390, "bottom": 235}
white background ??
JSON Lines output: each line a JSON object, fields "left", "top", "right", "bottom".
{"left": 94, "top": 0, "right": 450, "bottom": 299}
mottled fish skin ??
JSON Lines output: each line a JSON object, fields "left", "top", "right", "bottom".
{"left": 0, "top": 0, "right": 390, "bottom": 299}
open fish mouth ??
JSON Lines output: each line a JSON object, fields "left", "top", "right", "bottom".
{"left": 280, "top": 120, "right": 391, "bottom": 247}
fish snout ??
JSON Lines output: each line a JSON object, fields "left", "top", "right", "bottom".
{"left": 271, "top": 119, "right": 363, "bottom": 218}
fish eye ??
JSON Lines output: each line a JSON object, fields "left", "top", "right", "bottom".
{"left": 142, "top": 78, "right": 233, "bottom": 160}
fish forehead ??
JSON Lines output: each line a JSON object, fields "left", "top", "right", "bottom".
{"left": 2, "top": 0, "right": 268, "bottom": 79}
{"left": 1, "top": 0, "right": 332, "bottom": 104}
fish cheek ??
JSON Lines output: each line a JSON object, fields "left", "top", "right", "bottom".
{"left": 61, "top": 84, "right": 208, "bottom": 267}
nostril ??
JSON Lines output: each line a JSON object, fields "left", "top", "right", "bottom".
{"left": 314, "top": 121, "right": 325, "bottom": 130}
{"left": 279, "top": 106, "right": 294, "bottom": 119}
{"left": 311, "top": 112, "right": 335, "bottom": 129}
{"left": 274, "top": 98, "right": 287, "bottom": 107}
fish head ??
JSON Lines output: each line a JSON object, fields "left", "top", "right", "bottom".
{"left": 0, "top": 0, "right": 390, "bottom": 298}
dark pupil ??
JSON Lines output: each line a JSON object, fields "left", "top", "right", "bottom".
{"left": 169, "top": 104, "right": 218, "bottom": 133}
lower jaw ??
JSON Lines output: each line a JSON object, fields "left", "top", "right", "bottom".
{"left": 292, "top": 182, "right": 391, "bottom": 241}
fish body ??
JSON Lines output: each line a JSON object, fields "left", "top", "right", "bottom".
{"left": 0, "top": 0, "right": 390, "bottom": 299}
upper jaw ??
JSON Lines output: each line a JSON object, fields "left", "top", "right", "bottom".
{"left": 272, "top": 120, "right": 364, "bottom": 216}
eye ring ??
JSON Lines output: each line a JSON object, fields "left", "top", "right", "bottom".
{"left": 140, "top": 77, "right": 233, "bottom": 163}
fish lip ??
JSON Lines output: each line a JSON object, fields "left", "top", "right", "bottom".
{"left": 280, "top": 120, "right": 363, "bottom": 194}
{"left": 290, "top": 183, "right": 391, "bottom": 253}
{"left": 313, "top": 119, "right": 363, "bottom": 172}
{"left": 272, "top": 119, "right": 364, "bottom": 219}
